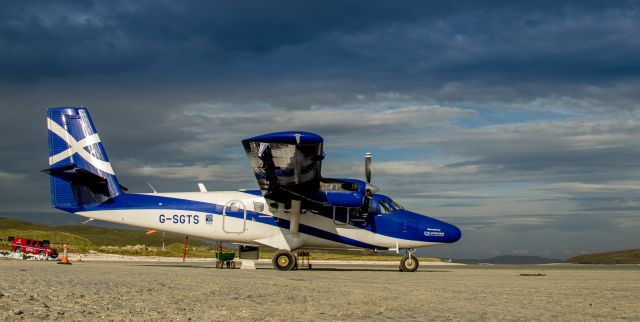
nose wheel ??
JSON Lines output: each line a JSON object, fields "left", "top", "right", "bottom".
{"left": 400, "top": 249, "right": 419, "bottom": 272}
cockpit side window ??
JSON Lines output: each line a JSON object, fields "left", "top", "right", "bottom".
{"left": 388, "top": 198, "right": 404, "bottom": 210}
{"left": 379, "top": 200, "right": 392, "bottom": 214}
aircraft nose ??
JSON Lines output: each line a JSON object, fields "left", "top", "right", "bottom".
{"left": 421, "top": 217, "right": 462, "bottom": 243}
{"left": 445, "top": 223, "right": 462, "bottom": 243}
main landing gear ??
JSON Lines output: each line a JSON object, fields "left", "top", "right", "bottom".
{"left": 272, "top": 250, "right": 312, "bottom": 271}
{"left": 272, "top": 250, "right": 297, "bottom": 271}
{"left": 399, "top": 249, "right": 419, "bottom": 272}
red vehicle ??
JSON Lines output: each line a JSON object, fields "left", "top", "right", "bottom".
{"left": 8, "top": 237, "right": 58, "bottom": 258}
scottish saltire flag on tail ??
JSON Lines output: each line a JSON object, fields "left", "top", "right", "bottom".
{"left": 46, "top": 107, "right": 122, "bottom": 211}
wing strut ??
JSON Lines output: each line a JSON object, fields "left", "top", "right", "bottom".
{"left": 290, "top": 199, "right": 301, "bottom": 236}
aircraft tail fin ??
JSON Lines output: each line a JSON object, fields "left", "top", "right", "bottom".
{"left": 45, "top": 107, "right": 123, "bottom": 211}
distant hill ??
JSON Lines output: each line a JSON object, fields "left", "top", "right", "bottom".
{"left": 566, "top": 248, "right": 640, "bottom": 264}
{"left": 0, "top": 217, "right": 207, "bottom": 248}
{"left": 456, "top": 255, "right": 561, "bottom": 264}
{"left": 0, "top": 217, "right": 50, "bottom": 231}
{"left": 0, "top": 212, "right": 129, "bottom": 228}
{"left": 0, "top": 211, "right": 111, "bottom": 228}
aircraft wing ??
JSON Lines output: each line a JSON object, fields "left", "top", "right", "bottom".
{"left": 242, "top": 131, "right": 325, "bottom": 203}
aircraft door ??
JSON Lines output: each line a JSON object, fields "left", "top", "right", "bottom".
{"left": 222, "top": 200, "right": 247, "bottom": 233}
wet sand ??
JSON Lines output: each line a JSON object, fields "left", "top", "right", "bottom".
{"left": 1, "top": 260, "right": 638, "bottom": 321}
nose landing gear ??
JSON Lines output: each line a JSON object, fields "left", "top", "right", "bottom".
{"left": 400, "top": 249, "right": 419, "bottom": 272}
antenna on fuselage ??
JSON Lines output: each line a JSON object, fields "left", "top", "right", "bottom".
{"left": 147, "top": 183, "right": 158, "bottom": 193}
{"left": 81, "top": 218, "right": 94, "bottom": 224}
{"left": 197, "top": 183, "right": 208, "bottom": 192}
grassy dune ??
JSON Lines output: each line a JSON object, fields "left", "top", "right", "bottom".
{"left": 566, "top": 248, "right": 640, "bottom": 264}
{"left": 0, "top": 229, "right": 93, "bottom": 249}
{"left": 0, "top": 217, "right": 213, "bottom": 256}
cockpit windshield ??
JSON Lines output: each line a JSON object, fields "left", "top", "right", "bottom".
{"left": 372, "top": 196, "right": 405, "bottom": 214}
{"left": 387, "top": 198, "right": 404, "bottom": 210}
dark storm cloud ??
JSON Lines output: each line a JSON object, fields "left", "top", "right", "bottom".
{"left": 0, "top": 0, "right": 440, "bottom": 81}
{"left": 541, "top": 184, "right": 640, "bottom": 216}
{"left": 442, "top": 211, "right": 632, "bottom": 234}
{"left": 437, "top": 201, "right": 483, "bottom": 208}
{"left": 1, "top": 0, "right": 638, "bottom": 90}
{"left": 438, "top": 117, "right": 640, "bottom": 183}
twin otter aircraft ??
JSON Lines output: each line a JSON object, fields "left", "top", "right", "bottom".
{"left": 45, "top": 107, "right": 461, "bottom": 271}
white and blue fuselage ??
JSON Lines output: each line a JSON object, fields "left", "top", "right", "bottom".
{"left": 74, "top": 189, "right": 461, "bottom": 251}
{"left": 45, "top": 107, "right": 461, "bottom": 270}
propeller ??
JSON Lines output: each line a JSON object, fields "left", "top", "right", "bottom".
{"left": 365, "top": 152, "right": 372, "bottom": 184}
{"left": 364, "top": 152, "right": 379, "bottom": 193}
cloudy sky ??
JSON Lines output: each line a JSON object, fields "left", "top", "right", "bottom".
{"left": 1, "top": 1, "right": 639, "bottom": 258}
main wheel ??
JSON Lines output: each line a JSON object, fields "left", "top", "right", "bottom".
{"left": 400, "top": 254, "right": 419, "bottom": 272}
{"left": 272, "top": 250, "right": 296, "bottom": 271}
{"left": 14, "top": 247, "right": 21, "bottom": 253}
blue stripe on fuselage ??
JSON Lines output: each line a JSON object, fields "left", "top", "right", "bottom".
{"left": 80, "top": 193, "right": 383, "bottom": 249}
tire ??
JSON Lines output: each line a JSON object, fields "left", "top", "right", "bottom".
{"left": 272, "top": 250, "right": 296, "bottom": 271}
{"left": 14, "top": 247, "right": 21, "bottom": 253}
{"left": 400, "top": 254, "right": 419, "bottom": 272}
{"left": 39, "top": 251, "right": 46, "bottom": 256}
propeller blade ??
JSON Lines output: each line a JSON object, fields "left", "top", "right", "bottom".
{"left": 365, "top": 152, "right": 372, "bottom": 184}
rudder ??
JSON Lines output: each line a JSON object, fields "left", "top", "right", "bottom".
{"left": 46, "top": 107, "right": 122, "bottom": 211}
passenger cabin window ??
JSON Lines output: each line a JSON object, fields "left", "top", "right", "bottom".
{"left": 330, "top": 206, "right": 357, "bottom": 224}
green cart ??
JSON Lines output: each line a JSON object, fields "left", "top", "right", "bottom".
{"left": 215, "top": 252, "right": 236, "bottom": 269}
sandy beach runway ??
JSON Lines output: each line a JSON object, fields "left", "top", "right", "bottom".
{"left": 1, "top": 260, "right": 638, "bottom": 321}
